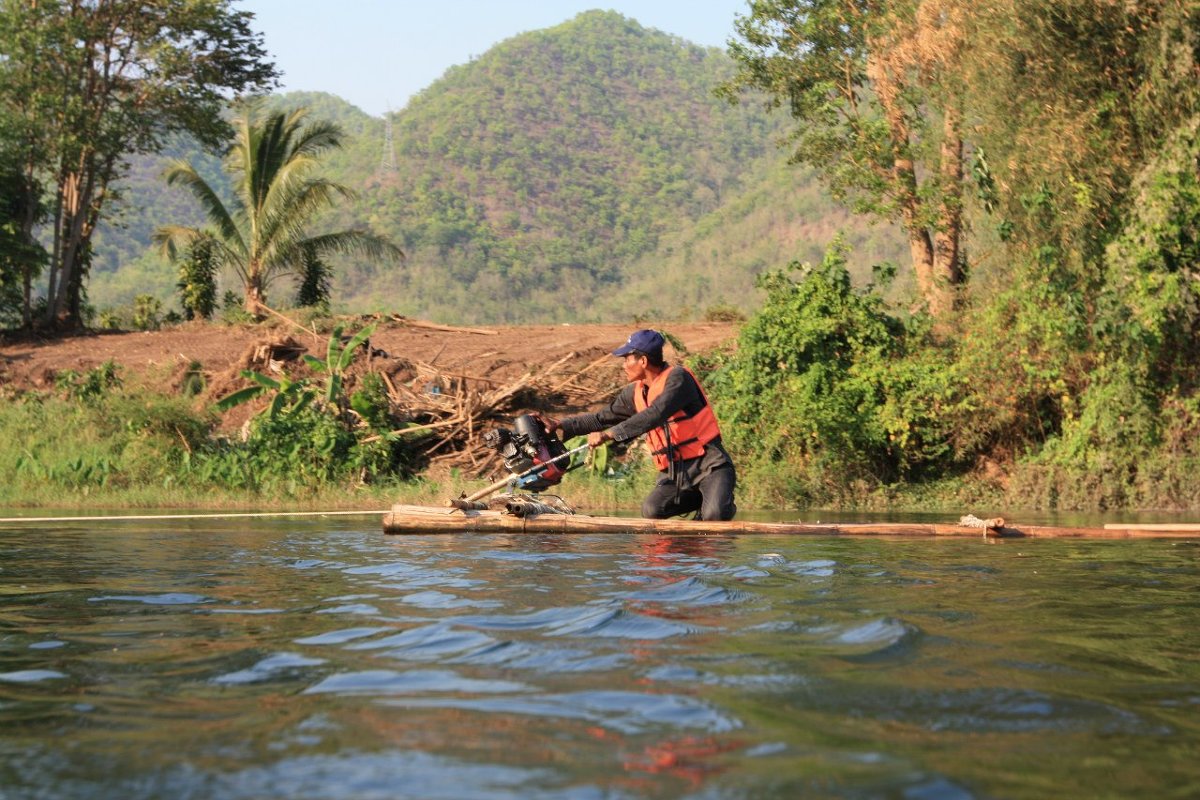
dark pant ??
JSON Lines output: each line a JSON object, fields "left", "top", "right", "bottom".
{"left": 641, "top": 463, "right": 737, "bottom": 521}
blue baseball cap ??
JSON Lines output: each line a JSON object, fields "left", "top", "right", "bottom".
{"left": 612, "top": 329, "right": 665, "bottom": 357}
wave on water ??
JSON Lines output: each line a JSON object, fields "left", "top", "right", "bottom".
{"left": 87, "top": 593, "right": 211, "bottom": 605}
{"left": 612, "top": 575, "right": 745, "bottom": 606}
{"left": 304, "top": 668, "right": 528, "bottom": 696}
{"left": 212, "top": 652, "right": 327, "bottom": 685}
{"left": 381, "top": 689, "right": 741, "bottom": 735}
{"left": 0, "top": 669, "right": 67, "bottom": 683}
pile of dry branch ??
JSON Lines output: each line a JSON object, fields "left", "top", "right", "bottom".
{"left": 373, "top": 349, "right": 622, "bottom": 477}
{"left": 218, "top": 315, "right": 627, "bottom": 481}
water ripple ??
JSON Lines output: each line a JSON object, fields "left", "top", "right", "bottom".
{"left": 304, "top": 668, "right": 528, "bottom": 696}
{"left": 213, "top": 653, "right": 326, "bottom": 685}
{"left": 787, "top": 559, "right": 838, "bottom": 577}
{"left": 317, "top": 603, "right": 381, "bottom": 615}
{"left": 344, "top": 561, "right": 483, "bottom": 590}
{"left": 87, "top": 592, "right": 210, "bottom": 606}
{"left": 399, "top": 590, "right": 502, "bottom": 610}
{"left": 615, "top": 576, "right": 743, "bottom": 606}
{"left": 346, "top": 623, "right": 498, "bottom": 660}
{"left": 544, "top": 607, "right": 696, "bottom": 639}
{"left": 295, "top": 627, "right": 391, "bottom": 645}
{"left": 0, "top": 669, "right": 66, "bottom": 683}
{"left": 456, "top": 605, "right": 696, "bottom": 639}
{"left": 383, "top": 689, "right": 740, "bottom": 735}
{"left": 470, "top": 550, "right": 585, "bottom": 564}
{"left": 802, "top": 682, "right": 1170, "bottom": 736}
{"left": 448, "top": 641, "right": 632, "bottom": 673}
{"left": 211, "top": 751, "right": 579, "bottom": 800}
{"left": 810, "top": 617, "right": 924, "bottom": 660}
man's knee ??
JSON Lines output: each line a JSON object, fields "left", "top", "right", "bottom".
{"left": 641, "top": 495, "right": 673, "bottom": 519}
{"left": 698, "top": 500, "right": 736, "bottom": 522}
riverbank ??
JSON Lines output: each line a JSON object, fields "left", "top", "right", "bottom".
{"left": 0, "top": 317, "right": 731, "bottom": 512}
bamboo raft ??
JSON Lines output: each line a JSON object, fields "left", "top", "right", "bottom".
{"left": 382, "top": 504, "right": 1200, "bottom": 538}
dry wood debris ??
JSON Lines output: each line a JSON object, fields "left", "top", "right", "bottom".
{"left": 365, "top": 349, "right": 622, "bottom": 477}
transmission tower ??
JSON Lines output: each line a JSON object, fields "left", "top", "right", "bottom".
{"left": 380, "top": 109, "right": 396, "bottom": 174}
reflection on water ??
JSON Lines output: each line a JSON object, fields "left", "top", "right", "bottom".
{"left": 1, "top": 518, "right": 1198, "bottom": 799}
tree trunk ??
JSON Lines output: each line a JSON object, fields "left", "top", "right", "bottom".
{"left": 867, "top": 50, "right": 940, "bottom": 314}
{"left": 866, "top": 45, "right": 964, "bottom": 318}
{"left": 907, "top": 226, "right": 939, "bottom": 314}
{"left": 48, "top": 167, "right": 92, "bottom": 329}
{"left": 931, "top": 103, "right": 964, "bottom": 316}
{"left": 244, "top": 277, "right": 266, "bottom": 318}
{"left": 43, "top": 179, "right": 64, "bottom": 329}
{"left": 20, "top": 161, "right": 38, "bottom": 329}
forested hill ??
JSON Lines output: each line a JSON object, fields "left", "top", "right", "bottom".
{"left": 90, "top": 10, "right": 903, "bottom": 323}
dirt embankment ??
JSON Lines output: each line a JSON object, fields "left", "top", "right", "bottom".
{"left": 0, "top": 319, "right": 737, "bottom": 394}
{"left": 0, "top": 319, "right": 740, "bottom": 463}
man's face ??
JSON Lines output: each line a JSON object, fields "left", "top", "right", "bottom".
{"left": 622, "top": 352, "right": 649, "bottom": 382}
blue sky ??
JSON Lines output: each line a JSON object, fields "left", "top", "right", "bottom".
{"left": 236, "top": 1, "right": 751, "bottom": 117}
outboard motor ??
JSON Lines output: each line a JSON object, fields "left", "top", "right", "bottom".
{"left": 483, "top": 414, "right": 570, "bottom": 492}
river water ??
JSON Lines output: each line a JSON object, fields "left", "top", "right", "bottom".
{"left": 1, "top": 516, "right": 1197, "bottom": 799}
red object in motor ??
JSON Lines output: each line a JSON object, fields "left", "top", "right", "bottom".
{"left": 483, "top": 414, "right": 570, "bottom": 491}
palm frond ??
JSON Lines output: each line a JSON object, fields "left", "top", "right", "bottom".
{"left": 152, "top": 224, "right": 204, "bottom": 261}
{"left": 256, "top": 179, "right": 351, "bottom": 270}
{"left": 161, "top": 103, "right": 401, "bottom": 310}
{"left": 301, "top": 229, "right": 406, "bottom": 262}
{"left": 287, "top": 118, "right": 345, "bottom": 160}
{"left": 154, "top": 226, "right": 250, "bottom": 285}
{"left": 162, "top": 159, "right": 244, "bottom": 250}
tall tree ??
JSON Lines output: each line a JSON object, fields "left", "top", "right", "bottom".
{"left": 156, "top": 107, "right": 402, "bottom": 315}
{"left": 0, "top": 0, "right": 277, "bottom": 330}
{"left": 0, "top": 144, "right": 47, "bottom": 327}
{"left": 960, "top": 0, "right": 1200, "bottom": 268}
{"left": 723, "top": 0, "right": 967, "bottom": 316}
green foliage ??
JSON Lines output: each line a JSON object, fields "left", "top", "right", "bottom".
{"left": 177, "top": 237, "right": 218, "bottom": 320}
{"left": 334, "top": 11, "right": 818, "bottom": 322}
{"left": 703, "top": 304, "right": 746, "bottom": 323}
{"left": 215, "top": 370, "right": 317, "bottom": 421}
{"left": 301, "top": 321, "right": 378, "bottom": 405}
{"left": 205, "top": 321, "right": 408, "bottom": 493}
{"left": 131, "top": 294, "right": 163, "bottom": 331}
{"left": 349, "top": 372, "right": 391, "bottom": 432}
{"left": 708, "top": 238, "right": 980, "bottom": 506}
{"left": 0, "top": 380, "right": 213, "bottom": 500}
{"left": 1101, "top": 117, "right": 1200, "bottom": 390}
{"left": 996, "top": 115, "right": 1200, "bottom": 510}
{"left": 296, "top": 244, "right": 332, "bottom": 309}
{"left": 711, "top": 241, "right": 895, "bottom": 503}
{"left": 55, "top": 361, "right": 122, "bottom": 401}
{"left": 194, "top": 406, "right": 389, "bottom": 493}
{"left": 0, "top": 147, "right": 46, "bottom": 327}
{"left": 84, "top": 16, "right": 900, "bottom": 325}
{"left": 563, "top": 436, "right": 610, "bottom": 476}
{"left": 156, "top": 106, "right": 402, "bottom": 314}
{"left": 0, "top": 0, "right": 277, "bottom": 329}
{"left": 723, "top": 0, "right": 967, "bottom": 314}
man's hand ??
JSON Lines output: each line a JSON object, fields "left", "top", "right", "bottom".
{"left": 535, "top": 414, "right": 560, "bottom": 435}
{"left": 587, "top": 430, "right": 612, "bottom": 448}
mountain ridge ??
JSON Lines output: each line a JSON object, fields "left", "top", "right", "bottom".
{"left": 88, "top": 10, "right": 904, "bottom": 324}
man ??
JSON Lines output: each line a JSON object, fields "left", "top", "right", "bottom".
{"left": 543, "top": 329, "right": 737, "bottom": 521}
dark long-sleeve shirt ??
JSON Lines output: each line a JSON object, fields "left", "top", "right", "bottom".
{"left": 558, "top": 366, "right": 733, "bottom": 488}
{"left": 559, "top": 365, "right": 713, "bottom": 444}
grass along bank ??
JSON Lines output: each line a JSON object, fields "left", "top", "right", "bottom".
{"left": 0, "top": 356, "right": 655, "bottom": 512}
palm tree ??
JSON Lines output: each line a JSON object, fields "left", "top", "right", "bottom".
{"left": 156, "top": 106, "right": 401, "bottom": 316}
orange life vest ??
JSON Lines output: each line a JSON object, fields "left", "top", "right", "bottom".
{"left": 633, "top": 365, "right": 721, "bottom": 471}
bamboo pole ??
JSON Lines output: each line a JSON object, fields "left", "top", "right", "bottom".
{"left": 1, "top": 510, "right": 384, "bottom": 525}
{"left": 382, "top": 505, "right": 1200, "bottom": 538}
